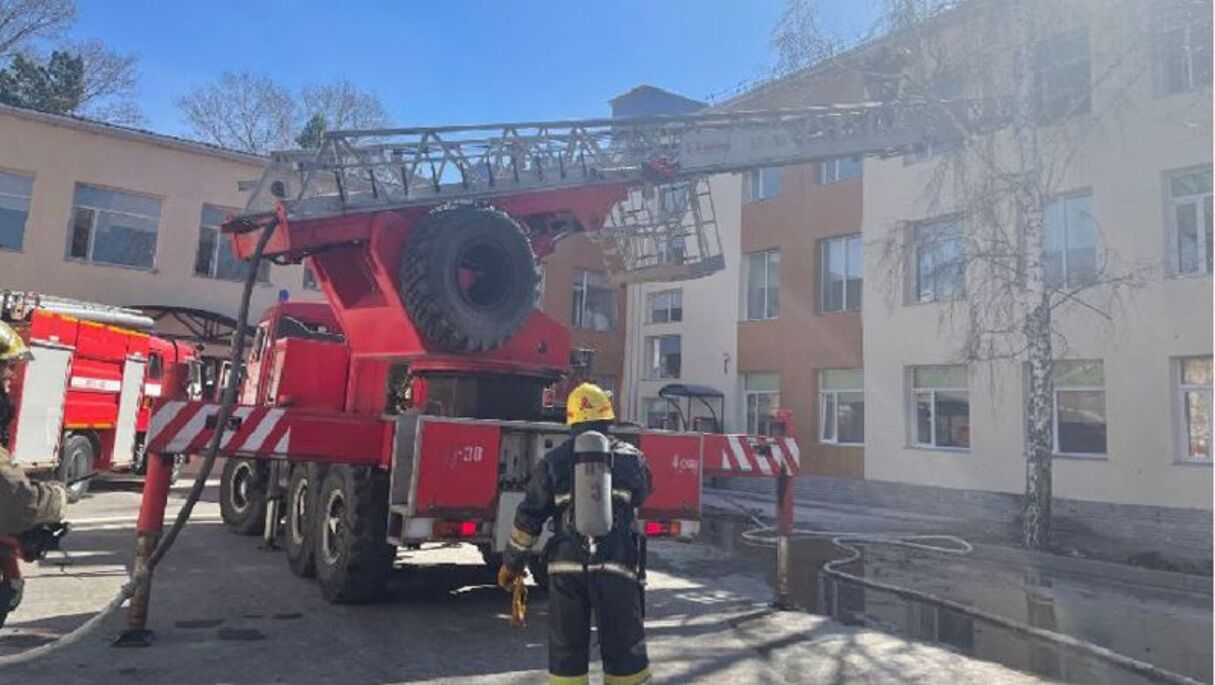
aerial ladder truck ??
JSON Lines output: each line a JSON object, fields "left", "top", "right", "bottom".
{"left": 131, "top": 98, "right": 994, "bottom": 614}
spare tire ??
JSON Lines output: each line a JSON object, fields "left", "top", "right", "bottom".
{"left": 399, "top": 206, "right": 538, "bottom": 352}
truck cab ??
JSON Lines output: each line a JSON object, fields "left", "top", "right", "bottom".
{"left": 240, "top": 303, "right": 346, "bottom": 409}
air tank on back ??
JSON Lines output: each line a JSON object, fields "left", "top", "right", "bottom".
{"left": 572, "top": 430, "right": 612, "bottom": 538}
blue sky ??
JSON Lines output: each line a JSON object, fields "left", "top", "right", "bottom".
{"left": 72, "top": 1, "right": 873, "bottom": 136}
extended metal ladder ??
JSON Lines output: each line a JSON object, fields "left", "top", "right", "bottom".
{"left": 241, "top": 99, "right": 1002, "bottom": 283}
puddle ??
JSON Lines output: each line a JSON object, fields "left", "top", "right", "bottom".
{"left": 699, "top": 513, "right": 1213, "bottom": 684}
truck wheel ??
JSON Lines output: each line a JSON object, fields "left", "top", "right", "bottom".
{"left": 314, "top": 465, "right": 394, "bottom": 603}
{"left": 220, "top": 458, "right": 267, "bottom": 536}
{"left": 399, "top": 206, "right": 538, "bottom": 352}
{"left": 285, "top": 464, "right": 317, "bottom": 578}
{"left": 58, "top": 434, "right": 95, "bottom": 503}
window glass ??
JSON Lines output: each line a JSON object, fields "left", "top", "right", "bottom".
{"left": 914, "top": 220, "right": 965, "bottom": 302}
{"left": 820, "top": 368, "right": 864, "bottom": 445}
{"left": 195, "top": 204, "right": 268, "bottom": 282}
{"left": 69, "top": 185, "right": 162, "bottom": 269}
{"left": 1180, "top": 357, "right": 1213, "bottom": 461}
{"left": 744, "top": 372, "right": 781, "bottom": 437}
{"left": 1035, "top": 29, "right": 1091, "bottom": 120}
{"left": 1157, "top": 3, "right": 1213, "bottom": 94}
{"left": 647, "top": 289, "right": 683, "bottom": 324}
{"left": 645, "top": 335, "right": 681, "bottom": 379}
{"left": 0, "top": 170, "right": 33, "bottom": 251}
{"left": 1043, "top": 195, "right": 1098, "bottom": 288}
{"left": 823, "top": 236, "right": 862, "bottom": 312}
{"left": 744, "top": 167, "right": 782, "bottom": 202}
{"left": 911, "top": 365, "right": 969, "bottom": 448}
{"left": 1171, "top": 169, "right": 1213, "bottom": 275}
{"left": 744, "top": 250, "right": 780, "bottom": 320}
{"left": 1052, "top": 359, "right": 1106, "bottom": 455}
{"left": 821, "top": 157, "right": 862, "bottom": 184}
{"left": 572, "top": 270, "right": 617, "bottom": 331}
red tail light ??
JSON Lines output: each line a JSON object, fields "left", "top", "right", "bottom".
{"left": 434, "top": 520, "right": 480, "bottom": 538}
{"left": 644, "top": 520, "right": 681, "bottom": 537}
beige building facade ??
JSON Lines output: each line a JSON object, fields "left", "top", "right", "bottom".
{"left": 861, "top": 3, "right": 1213, "bottom": 509}
{"left": 0, "top": 105, "right": 320, "bottom": 323}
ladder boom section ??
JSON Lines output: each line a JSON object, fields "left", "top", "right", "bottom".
{"left": 242, "top": 100, "right": 1000, "bottom": 222}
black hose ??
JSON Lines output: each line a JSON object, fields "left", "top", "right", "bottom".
{"left": 0, "top": 218, "right": 279, "bottom": 667}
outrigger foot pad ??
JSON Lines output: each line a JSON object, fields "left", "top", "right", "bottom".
{"left": 112, "top": 628, "right": 154, "bottom": 648}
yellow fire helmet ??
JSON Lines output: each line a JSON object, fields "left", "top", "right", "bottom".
{"left": 0, "top": 321, "right": 31, "bottom": 362}
{"left": 566, "top": 382, "right": 616, "bottom": 426}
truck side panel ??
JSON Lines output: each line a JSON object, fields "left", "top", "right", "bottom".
{"left": 9, "top": 343, "right": 72, "bottom": 466}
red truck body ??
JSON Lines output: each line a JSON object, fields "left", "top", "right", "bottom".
{"left": 2, "top": 291, "right": 198, "bottom": 484}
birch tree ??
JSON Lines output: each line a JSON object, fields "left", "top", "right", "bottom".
{"left": 773, "top": 0, "right": 1209, "bottom": 548}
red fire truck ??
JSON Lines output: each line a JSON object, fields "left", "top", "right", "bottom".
{"left": 1, "top": 291, "right": 200, "bottom": 499}
{"left": 138, "top": 103, "right": 973, "bottom": 604}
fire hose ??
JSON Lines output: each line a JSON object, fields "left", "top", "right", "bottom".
{"left": 0, "top": 218, "right": 278, "bottom": 668}
{"left": 719, "top": 493, "right": 1201, "bottom": 685}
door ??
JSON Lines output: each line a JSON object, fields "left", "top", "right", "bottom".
{"left": 109, "top": 357, "right": 147, "bottom": 467}
{"left": 11, "top": 344, "right": 73, "bottom": 466}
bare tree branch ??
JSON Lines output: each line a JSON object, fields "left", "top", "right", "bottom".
{"left": 177, "top": 71, "right": 296, "bottom": 154}
{"left": 0, "top": 0, "right": 73, "bottom": 57}
{"left": 300, "top": 77, "right": 389, "bottom": 131}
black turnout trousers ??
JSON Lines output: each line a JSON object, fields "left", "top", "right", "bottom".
{"left": 548, "top": 569, "right": 649, "bottom": 681}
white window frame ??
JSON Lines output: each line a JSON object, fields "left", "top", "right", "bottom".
{"left": 1034, "top": 28, "right": 1091, "bottom": 121}
{"left": 644, "top": 335, "right": 681, "bottom": 380}
{"left": 67, "top": 184, "right": 162, "bottom": 270}
{"left": 743, "top": 249, "right": 780, "bottom": 321}
{"left": 911, "top": 219, "right": 965, "bottom": 303}
{"left": 647, "top": 289, "right": 683, "bottom": 324}
{"left": 1155, "top": 3, "right": 1212, "bottom": 95}
{"left": 821, "top": 235, "right": 862, "bottom": 313}
{"left": 910, "top": 365, "right": 970, "bottom": 450}
{"left": 0, "top": 169, "right": 33, "bottom": 252}
{"left": 743, "top": 373, "right": 780, "bottom": 437}
{"left": 743, "top": 168, "right": 782, "bottom": 203}
{"left": 1051, "top": 360, "right": 1106, "bottom": 457}
{"left": 571, "top": 269, "right": 617, "bottom": 331}
{"left": 1177, "top": 356, "right": 1213, "bottom": 463}
{"left": 1168, "top": 168, "right": 1213, "bottom": 276}
{"left": 1044, "top": 193, "right": 1098, "bottom": 289}
{"left": 819, "top": 369, "right": 864, "bottom": 445}
{"left": 819, "top": 156, "right": 862, "bottom": 185}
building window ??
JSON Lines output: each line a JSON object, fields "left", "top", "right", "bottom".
{"left": 744, "top": 373, "right": 780, "bottom": 437}
{"left": 302, "top": 262, "right": 320, "bottom": 291}
{"left": 1034, "top": 29, "right": 1091, "bottom": 121}
{"left": 819, "top": 156, "right": 862, "bottom": 184}
{"left": 743, "top": 168, "right": 782, "bottom": 202}
{"left": 1170, "top": 169, "right": 1213, "bottom": 276}
{"left": 1179, "top": 357, "right": 1213, "bottom": 462}
{"left": 911, "top": 365, "right": 969, "bottom": 449}
{"left": 644, "top": 335, "right": 681, "bottom": 380}
{"left": 822, "top": 235, "right": 862, "bottom": 312}
{"left": 0, "top": 170, "right": 33, "bottom": 252}
{"left": 644, "top": 397, "right": 679, "bottom": 430}
{"left": 1052, "top": 360, "right": 1106, "bottom": 456}
{"left": 912, "top": 219, "right": 965, "bottom": 303}
{"left": 68, "top": 184, "right": 161, "bottom": 269}
{"left": 820, "top": 368, "right": 864, "bottom": 445}
{"left": 1156, "top": 3, "right": 1212, "bottom": 95}
{"left": 1044, "top": 194, "right": 1098, "bottom": 288}
{"left": 647, "top": 289, "right": 683, "bottom": 324}
{"left": 571, "top": 269, "right": 617, "bottom": 331}
{"left": 195, "top": 204, "right": 269, "bottom": 283}
{"left": 744, "top": 249, "right": 780, "bottom": 320}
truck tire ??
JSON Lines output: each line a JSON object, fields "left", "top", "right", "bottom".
{"left": 399, "top": 206, "right": 538, "bottom": 353}
{"left": 284, "top": 464, "right": 318, "bottom": 578}
{"left": 58, "top": 434, "right": 95, "bottom": 503}
{"left": 314, "top": 465, "right": 394, "bottom": 603}
{"left": 220, "top": 458, "right": 267, "bottom": 536}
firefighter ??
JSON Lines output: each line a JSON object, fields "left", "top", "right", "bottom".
{"left": 0, "top": 321, "right": 68, "bottom": 537}
{"left": 499, "top": 382, "right": 652, "bottom": 685}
